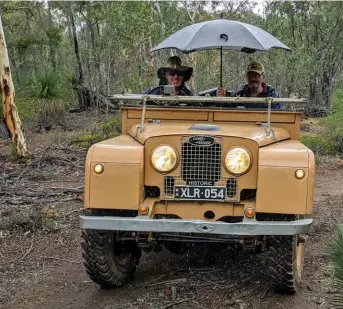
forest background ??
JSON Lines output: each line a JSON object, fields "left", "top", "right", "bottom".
{"left": 2, "top": 0, "right": 343, "bottom": 153}
{"left": 1, "top": 1, "right": 343, "bottom": 303}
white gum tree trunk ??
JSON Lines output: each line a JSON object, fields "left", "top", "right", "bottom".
{"left": 0, "top": 15, "right": 28, "bottom": 157}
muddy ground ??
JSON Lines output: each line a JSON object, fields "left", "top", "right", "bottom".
{"left": 0, "top": 112, "right": 342, "bottom": 309}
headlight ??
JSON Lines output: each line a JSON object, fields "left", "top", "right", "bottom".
{"left": 224, "top": 147, "right": 251, "bottom": 175}
{"left": 151, "top": 145, "right": 178, "bottom": 173}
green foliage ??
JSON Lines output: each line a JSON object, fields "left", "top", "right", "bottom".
{"left": 301, "top": 87, "right": 343, "bottom": 156}
{"left": 328, "top": 226, "right": 343, "bottom": 308}
{"left": 27, "top": 71, "right": 63, "bottom": 100}
{"left": 301, "top": 134, "right": 338, "bottom": 155}
{"left": 321, "top": 89, "right": 343, "bottom": 153}
{"left": 71, "top": 113, "right": 121, "bottom": 148}
{"left": 3, "top": 1, "right": 343, "bottom": 111}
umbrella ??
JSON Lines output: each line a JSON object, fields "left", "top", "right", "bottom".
{"left": 151, "top": 19, "right": 291, "bottom": 87}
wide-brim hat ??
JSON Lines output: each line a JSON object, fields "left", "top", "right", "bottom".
{"left": 157, "top": 56, "right": 193, "bottom": 82}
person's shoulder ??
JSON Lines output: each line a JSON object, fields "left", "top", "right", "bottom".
{"left": 236, "top": 84, "right": 249, "bottom": 97}
{"left": 266, "top": 84, "right": 279, "bottom": 98}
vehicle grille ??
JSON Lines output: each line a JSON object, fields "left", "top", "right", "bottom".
{"left": 181, "top": 140, "right": 222, "bottom": 182}
{"left": 227, "top": 178, "right": 237, "bottom": 198}
{"left": 164, "top": 176, "right": 175, "bottom": 196}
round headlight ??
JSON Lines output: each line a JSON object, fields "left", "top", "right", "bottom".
{"left": 224, "top": 147, "right": 251, "bottom": 175}
{"left": 151, "top": 145, "right": 178, "bottom": 173}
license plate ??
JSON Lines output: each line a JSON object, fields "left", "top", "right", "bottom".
{"left": 174, "top": 186, "right": 226, "bottom": 201}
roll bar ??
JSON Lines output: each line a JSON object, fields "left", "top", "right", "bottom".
{"left": 108, "top": 94, "right": 307, "bottom": 136}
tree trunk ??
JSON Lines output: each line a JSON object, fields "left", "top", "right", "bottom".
{"left": 47, "top": 1, "right": 56, "bottom": 70}
{"left": 66, "top": 2, "right": 85, "bottom": 108}
{"left": 0, "top": 16, "right": 28, "bottom": 157}
{"left": 67, "top": 2, "right": 83, "bottom": 86}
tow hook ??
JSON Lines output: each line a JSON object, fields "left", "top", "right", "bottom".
{"left": 297, "top": 234, "right": 307, "bottom": 244}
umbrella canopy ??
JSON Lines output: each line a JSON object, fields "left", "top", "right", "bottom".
{"left": 151, "top": 19, "right": 291, "bottom": 54}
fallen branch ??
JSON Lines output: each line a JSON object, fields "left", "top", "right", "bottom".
{"left": 148, "top": 278, "right": 187, "bottom": 287}
{"left": 139, "top": 274, "right": 169, "bottom": 288}
{"left": 64, "top": 208, "right": 80, "bottom": 216}
{"left": 38, "top": 141, "right": 56, "bottom": 168}
{"left": 21, "top": 238, "right": 34, "bottom": 260}
{"left": 63, "top": 186, "right": 84, "bottom": 194}
{"left": 16, "top": 162, "right": 34, "bottom": 181}
{"left": 39, "top": 256, "right": 82, "bottom": 264}
{"left": 163, "top": 298, "right": 193, "bottom": 309}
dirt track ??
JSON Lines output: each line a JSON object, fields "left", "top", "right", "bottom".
{"left": 0, "top": 117, "right": 342, "bottom": 309}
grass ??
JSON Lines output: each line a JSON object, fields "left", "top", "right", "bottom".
{"left": 301, "top": 134, "right": 338, "bottom": 155}
{"left": 300, "top": 88, "right": 343, "bottom": 156}
{"left": 321, "top": 88, "right": 343, "bottom": 153}
{"left": 328, "top": 226, "right": 343, "bottom": 308}
{"left": 37, "top": 98, "right": 66, "bottom": 127}
{"left": 71, "top": 113, "right": 122, "bottom": 148}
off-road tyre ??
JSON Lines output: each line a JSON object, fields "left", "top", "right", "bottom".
{"left": 81, "top": 229, "right": 141, "bottom": 288}
{"left": 268, "top": 235, "right": 304, "bottom": 294}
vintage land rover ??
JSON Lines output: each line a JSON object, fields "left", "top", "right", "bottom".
{"left": 80, "top": 94, "right": 315, "bottom": 294}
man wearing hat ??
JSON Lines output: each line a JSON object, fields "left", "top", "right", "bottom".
{"left": 235, "top": 61, "right": 284, "bottom": 109}
{"left": 144, "top": 56, "right": 193, "bottom": 96}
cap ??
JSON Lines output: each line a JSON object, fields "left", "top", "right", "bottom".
{"left": 247, "top": 61, "right": 265, "bottom": 75}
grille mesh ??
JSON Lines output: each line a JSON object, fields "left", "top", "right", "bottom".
{"left": 164, "top": 176, "right": 175, "bottom": 196}
{"left": 227, "top": 178, "right": 237, "bottom": 198}
{"left": 181, "top": 142, "right": 222, "bottom": 182}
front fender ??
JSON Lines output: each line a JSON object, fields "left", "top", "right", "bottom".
{"left": 84, "top": 135, "right": 144, "bottom": 209}
{"left": 256, "top": 140, "right": 315, "bottom": 215}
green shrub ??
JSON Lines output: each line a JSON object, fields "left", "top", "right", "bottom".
{"left": 321, "top": 88, "right": 343, "bottom": 153}
{"left": 32, "top": 71, "right": 61, "bottom": 100}
{"left": 71, "top": 113, "right": 121, "bottom": 148}
{"left": 328, "top": 226, "right": 343, "bottom": 308}
{"left": 301, "top": 134, "right": 338, "bottom": 155}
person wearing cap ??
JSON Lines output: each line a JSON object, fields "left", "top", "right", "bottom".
{"left": 143, "top": 56, "right": 193, "bottom": 96}
{"left": 235, "top": 61, "right": 284, "bottom": 109}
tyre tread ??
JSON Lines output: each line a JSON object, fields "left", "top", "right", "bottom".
{"left": 81, "top": 229, "right": 141, "bottom": 288}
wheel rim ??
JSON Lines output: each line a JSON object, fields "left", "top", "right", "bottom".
{"left": 113, "top": 242, "right": 131, "bottom": 266}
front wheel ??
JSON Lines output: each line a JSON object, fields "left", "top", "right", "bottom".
{"left": 268, "top": 235, "right": 304, "bottom": 294}
{"left": 81, "top": 230, "right": 141, "bottom": 288}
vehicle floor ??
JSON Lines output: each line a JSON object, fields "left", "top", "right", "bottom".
{"left": 0, "top": 113, "right": 341, "bottom": 309}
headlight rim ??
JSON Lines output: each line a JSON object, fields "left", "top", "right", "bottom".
{"left": 150, "top": 144, "right": 179, "bottom": 174}
{"left": 224, "top": 146, "right": 252, "bottom": 176}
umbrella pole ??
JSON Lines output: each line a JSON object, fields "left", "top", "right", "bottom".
{"left": 220, "top": 47, "right": 223, "bottom": 87}
{"left": 220, "top": 12, "right": 223, "bottom": 88}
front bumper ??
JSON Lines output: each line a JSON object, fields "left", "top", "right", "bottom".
{"left": 79, "top": 216, "right": 313, "bottom": 236}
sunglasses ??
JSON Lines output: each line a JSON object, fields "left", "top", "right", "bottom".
{"left": 247, "top": 72, "right": 263, "bottom": 77}
{"left": 167, "top": 70, "right": 184, "bottom": 77}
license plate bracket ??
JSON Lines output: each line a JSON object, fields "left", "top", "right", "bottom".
{"left": 174, "top": 186, "right": 226, "bottom": 201}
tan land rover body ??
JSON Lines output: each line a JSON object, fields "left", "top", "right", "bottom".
{"left": 80, "top": 95, "right": 315, "bottom": 294}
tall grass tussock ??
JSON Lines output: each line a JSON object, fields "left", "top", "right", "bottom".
{"left": 328, "top": 226, "right": 343, "bottom": 308}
